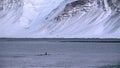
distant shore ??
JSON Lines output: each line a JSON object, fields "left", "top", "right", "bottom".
{"left": 0, "top": 38, "right": 120, "bottom": 42}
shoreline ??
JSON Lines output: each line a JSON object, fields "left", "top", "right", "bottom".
{"left": 0, "top": 38, "right": 120, "bottom": 42}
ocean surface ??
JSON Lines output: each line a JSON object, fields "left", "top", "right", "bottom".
{"left": 0, "top": 39, "right": 120, "bottom": 68}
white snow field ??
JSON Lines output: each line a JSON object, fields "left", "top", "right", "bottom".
{"left": 0, "top": 0, "right": 120, "bottom": 38}
{"left": 0, "top": 41, "right": 120, "bottom": 68}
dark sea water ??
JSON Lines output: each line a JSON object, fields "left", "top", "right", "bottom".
{"left": 0, "top": 40, "right": 120, "bottom": 68}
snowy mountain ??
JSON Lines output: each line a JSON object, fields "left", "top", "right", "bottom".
{"left": 0, "top": 0, "right": 120, "bottom": 38}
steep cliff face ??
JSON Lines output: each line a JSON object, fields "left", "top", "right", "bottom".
{"left": 0, "top": 0, "right": 120, "bottom": 38}
{"left": 42, "top": 0, "right": 120, "bottom": 38}
{"left": 0, "top": 0, "right": 23, "bottom": 21}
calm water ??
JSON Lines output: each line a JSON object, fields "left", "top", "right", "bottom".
{"left": 0, "top": 41, "right": 120, "bottom": 68}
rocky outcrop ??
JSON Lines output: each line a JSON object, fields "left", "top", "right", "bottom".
{"left": 0, "top": 0, "right": 23, "bottom": 18}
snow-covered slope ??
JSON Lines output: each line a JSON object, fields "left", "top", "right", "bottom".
{"left": 0, "top": 0, "right": 120, "bottom": 38}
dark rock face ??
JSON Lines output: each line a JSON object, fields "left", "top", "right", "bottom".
{"left": 53, "top": 0, "right": 94, "bottom": 21}
{"left": 66, "top": 0, "right": 93, "bottom": 7}
{"left": 46, "top": 0, "right": 120, "bottom": 22}
{"left": 112, "top": 0, "right": 120, "bottom": 11}
{"left": 107, "top": 0, "right": 120, "bottom": 11}
{"left": 0, "top": 0, "right": 23, "bottom": 18}
{"left": 66, "top": 0, "right": 86, "bottom": 7}
{"left": 0, "top": 6, "right": 3, "bottom": 11}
